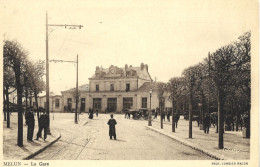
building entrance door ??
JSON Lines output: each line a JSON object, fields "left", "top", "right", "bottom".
{"left": 107, "top": 98, "right": 117, "bottom": 113}
{"left": 93, "top": 98, "right": 102, "bottom": 112}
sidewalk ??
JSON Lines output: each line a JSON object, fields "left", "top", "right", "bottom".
{"left": 146, "top": 116, "right": 250, "bottom": 160}
{"left": 3, "top": 115, "right": 61, "bottom": 160}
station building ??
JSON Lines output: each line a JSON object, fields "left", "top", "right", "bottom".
{"left": 33, "top": 63, "right": 172, "bottom": 113}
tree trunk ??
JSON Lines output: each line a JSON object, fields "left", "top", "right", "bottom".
{"left": 236, "top": 109, "right": 239, "bottom": 131}
{"left": 17, "top": 81, "right": 23, "bottom": 147}
{"left": 29, "top": 91, "right": 32, "bottom": 107}
{"left": 189, "top": 93, "right": 192, "bottom": 138}
{"left": 5, "top": 87, "right": 10, "bottom": 128}
{"left": 25, "top": 87, "right": 28, "bottom": 111}
{"left": 160, "top": 101, "right": 163, "bottom": 129}
{"left": 172, "top": 99, "right": 175, "bottom": 132}
{"left": 218, "top": 87, "right": 224, "bottom": 149}
{"left": 3, "top": 91, "right": 6, "bottom": 121}
{"left": 34, "top": 91, "right": 40, "bottom": 126}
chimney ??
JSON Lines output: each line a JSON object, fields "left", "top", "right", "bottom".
{"left": 145, "top": 64, "right": 148, "bottom": 71}
{"left": 141, "top": 63, "right": 144, "bottom": 70}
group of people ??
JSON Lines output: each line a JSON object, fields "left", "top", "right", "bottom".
{"left": 25, "top": 108, "right": 49, "bottom": 142}
{"left": 88, "top": 108, "right": 99, "bottom": 119}
{"left": 124, "top": 108, "right": 131, "bottom": 119}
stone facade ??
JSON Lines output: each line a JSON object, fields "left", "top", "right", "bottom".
{"left": 33, "top": 63, "right": 172, "bottom": 113}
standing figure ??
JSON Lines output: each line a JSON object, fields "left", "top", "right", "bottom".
{"left": 167, "top": 111, "right": 170, "bottom": 122}
{"left": 127, "top": 110, "right": 131, "bottom": 119}
{"left": 89, "top": 108, "right": 93, "bottom": 119}
{"left": 35, "top": 111, "right": 48, "bottom": 141}
{"left": 154, "top": 109, "right": 158, "bottom": 119}
{"left": 107, "top": 114, "right": 117, "bottom": 140}
{"left": 25, "top": 109, "right": 35, "bottom": 142}
{"left": 175, "top": 112, "right": 180, "bottom": 128}
{"left": 203, "top": 114, "right": 210, "bottom": 134}
{"left": 96, "top": 109, "right": 99, "bottom": 117}
{"left": 162, "top": 111, "right": 166, "bottom": 121}
{"left": 124, "top": 108, "right": 128, "bottom": 119}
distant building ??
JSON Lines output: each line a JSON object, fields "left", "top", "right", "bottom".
{"left": 31, "top": 95, "right": 63, "bottom": 112}
{"left": 60, "top": 63, "right": 172, "bottom": 113}
{"left": 61, "top": 84, "right": 89, "bottom": 112}
{"left": 30, "top": 63, "right": 172, "bottom": 113}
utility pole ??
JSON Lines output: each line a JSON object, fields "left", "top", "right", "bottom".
{"left": 46, "top": 11, "right": 83, "bottom": 130}
{"left": 46, "top": 11, "right": 50, "bottom": 134}
{"left": 75, "top": 55, "right": 79, "bottom": 124}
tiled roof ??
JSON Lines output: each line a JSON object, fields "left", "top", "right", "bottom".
{"left": 62, "top": 84, "right": 89, "bottom": 92}
{"left": 138, "top": 82, "right": 163, "bottom": 92}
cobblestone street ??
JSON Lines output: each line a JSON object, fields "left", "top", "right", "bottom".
{"left": 31, "top": 113, "right": 213, "bottom": 160}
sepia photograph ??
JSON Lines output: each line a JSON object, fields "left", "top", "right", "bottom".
{"left": 1, "top": 0, "right": 259, "bottom": 166}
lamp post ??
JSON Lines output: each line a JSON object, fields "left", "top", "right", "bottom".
{"left": 148, "top": 88, "right": 152, "bottom": 126}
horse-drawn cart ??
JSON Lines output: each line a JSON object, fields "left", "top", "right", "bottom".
{"left": 128, "top": 109, "right": 149, "bottom": 120}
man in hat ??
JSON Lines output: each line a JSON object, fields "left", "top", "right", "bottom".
{"left": 35, "top": 111, "right": 48, "bottom": 141}
{"left": 107, "top": 114, "right": 117, "bottom": 140}
{"left": 25, "top": 108, "right": 35, "bottom": 142}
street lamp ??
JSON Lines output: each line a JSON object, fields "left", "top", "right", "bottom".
{"left": 148, "top": 88, "right": 152, "bottom": 126}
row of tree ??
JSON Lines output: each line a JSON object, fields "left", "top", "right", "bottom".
{"left": 3, "top": 39, "right": 45, "bottom": 146}
{"left": 157, "top": 31, "right": 250, "bottom": 147}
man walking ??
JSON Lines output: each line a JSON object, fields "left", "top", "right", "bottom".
{"left": 107, "top": 114, "right": 117, "bottom": 140}
{"left": 35, "top": 111, "right": 48, "bottom": 141}
{"left": 203, "top": 114, "right": 210, "bottom": 134}
{"left": 25, "top": 108, "right": 35, "bottom": 142}
{"left": 96, "top": 109, "right": 99, "bottom": 117}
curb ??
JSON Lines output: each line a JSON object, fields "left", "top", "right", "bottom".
{"left": 23, "top": 133, "right": 61, "bottom": 160}
{"left": 146, "top": 126, "right": 225, "bottom": 160}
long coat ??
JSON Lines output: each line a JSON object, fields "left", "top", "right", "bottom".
{"left": 107, "top": 118, "right": 117, "bottom": 136}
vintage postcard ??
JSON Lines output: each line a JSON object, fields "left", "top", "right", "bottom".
{"left": 1, "top": 0, "right": 259, "bottom": 167}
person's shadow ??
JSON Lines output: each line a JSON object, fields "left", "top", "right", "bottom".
{"left": 114, "top": 139, "right": 126, "bottom": 142}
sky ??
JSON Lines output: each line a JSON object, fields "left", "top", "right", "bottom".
{"left": 1, "top": 0, "right": 257, "bottom": 95}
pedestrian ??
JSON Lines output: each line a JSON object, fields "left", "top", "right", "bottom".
{"left": 162, "top": 111, "right": 165, "bottom": 121}
{"left": 107, "top": 114, "right": 117, "bottom": 140}
{"left": 167, "top": 111, "right": 170, "bottom": 122}
{"left": 175, "top": 112, "right": 180, "bottom": 128}
{"left": 128, "top": 110, "right": 131, "bottom": 119}
{"left": 35, "top": 111, "right": 48, "bottom": 141}
{"left": 89, "top": 108, "right": 93, "bottom": 119}
{"left": 154, "top": 109, "right": 158, "bottom": 119}
{"left": 124, "top": 108, "right": 128, "bottom": 119}
{"left": 96, "top": 109, "right": 99, "bottom": 117}
{"left": 203, "top": 114, "right": 210, "bottom": 134}
{"left": 25, "top": 108, "right": 35, "bottom": 142}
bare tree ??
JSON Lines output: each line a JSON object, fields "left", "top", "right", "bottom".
{"left": 4, "top": 40, "right": 29, "bottom": 147}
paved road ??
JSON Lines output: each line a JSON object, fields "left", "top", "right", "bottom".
{"left": 33, "top": 113, "right": 213, "bottom": 160}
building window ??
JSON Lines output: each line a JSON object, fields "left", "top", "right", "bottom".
{"left": 123, "top": 97, "right": 133, "bottom": 109}
{"left": 126, "top": 84, "right": 130, "bottom": 92}
{"left": 96, "top": 85, "right": 99, "bottom": 91}
{"left": 55, "top": 99, "right": 60, "bottom": 108}
{"left": 110, "top": 84, "right": 114, "bottom": 91}
{"left": 142, "top": 97, "right": 147, "bottom": 108}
